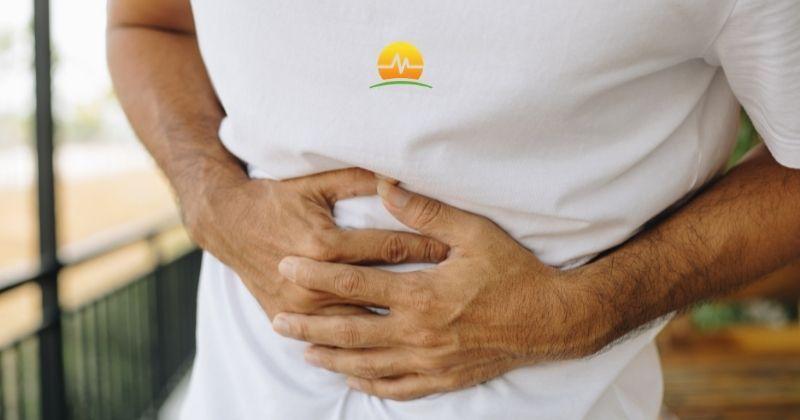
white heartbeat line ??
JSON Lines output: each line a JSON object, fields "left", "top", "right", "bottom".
{"left": 377, "top": 53, "right": 423, "bottom": 74}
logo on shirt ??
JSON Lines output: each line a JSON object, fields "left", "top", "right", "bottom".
{"left": 369, "top": 41, "right": 432, "bottom": 89}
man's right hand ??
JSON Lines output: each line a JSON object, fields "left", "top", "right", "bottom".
{"left": 107, "top": 0, "right": 445, "bottom": 319}
{"left": 184, "top": 167, "right": 450, "bottom": 319}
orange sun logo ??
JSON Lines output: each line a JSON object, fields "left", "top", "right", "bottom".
{"left": 370, "top": 41, "right": 432, "bottom": 89}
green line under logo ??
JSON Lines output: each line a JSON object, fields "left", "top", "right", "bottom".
{"left": 369, "top": 80, "right": 433, "bottom": 89}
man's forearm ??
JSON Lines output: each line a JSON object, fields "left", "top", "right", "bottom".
{"left": 106, "top": 17, "right": 246, "bottom": 229}
{"left": 584, "top": 145, "right": 800, "bottom": 345}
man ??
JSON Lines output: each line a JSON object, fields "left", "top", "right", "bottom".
{"left": 107, "top": 0, "right": 799, "bottom": 418}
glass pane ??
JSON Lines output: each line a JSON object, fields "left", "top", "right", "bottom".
{"left": 51, "top": 0, "right": 178, "bottom": 253}
{"left": 0, "top": 1, "right": 37, "bottom": 275}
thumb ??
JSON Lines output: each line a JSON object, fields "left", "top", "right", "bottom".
{"left": 377, "top": 180, "right": 479, "bottom": 245}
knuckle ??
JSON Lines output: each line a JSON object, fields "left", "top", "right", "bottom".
{"left": 294, "top": 321, "right": 310, "bottom": 341}
{"left": 415, "top": 199, "right": 445, "bottom": 229}
{"left": 342, "top": 167, "right": 370, "bottom": 182}
{"left": 423, "top": 239, "right": 449, "bottom": 262}
{"left": 408, "top": 286, "right": 435, "bottom": 314}
{"left": 303, "top": 232, "right": 336, "bottom": 261}
{"left": 384, "top": 388, "right": 412, "bottom": 401}
{"left": 478, "top": 219, "right": 497, "bottom": 236}
{"left": 327, "top": 168, "right": 371, "bottom": 197}
{"left": 333, "top": 322, "right": 360, "bottom": 347}
{"left": 467, "top": 218, "right": 495, "bottom": 241}
{"left": 333, "top": 268, "right": 365, "bottom": 297}
{"left": 381, "top": 234, "right": 409, "bottom": 264}
{"left": 356, "top": 362, "right": 382, "bottom": 379}
{"left": 316, "top": 353, "right": 334, "bottom": 370}
{"left": 412, "top": 330, "right": 441, "bottom": 348}
{"left": 419, "top": 356, "right": 447, "bottom": 374}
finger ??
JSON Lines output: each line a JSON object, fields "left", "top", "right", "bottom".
{"left": 301, "top": 168, "right": 379, "bottom": 203}
{"left": 347, "top": 361, "right": 511, "bottom": 401}
{"left": 279, "top": 256, "right": 408, "bottom": 307}
{"left": 374, "top": 174, "right": 399, "bottom": 184}
{"left": 346, "top": 373, "right": 437, "bottom": 401}
{"left": 279, "top": 285, "right": 362, "bottom": 314}
{"left": 272, "top": 313, "right": 398, "bottom": 348}
{"left": 376, "top": 180, "right": 486, "bottom": 245}
{"left": 311, "top": 305, "right": 375, "bottom": 316}
{"left": 327, "top": 229, "right": 449, "bottom": 264}
{"left": 305, "top": 346, "right": 416, "bottom": 379}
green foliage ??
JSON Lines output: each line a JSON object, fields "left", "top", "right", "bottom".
{"left": 692, "top": 299, "right": 795, "bottom": 331}
{"left": 726, "top": 112, "right": 760, "bottom": 168}
{"left": 692, "top": 302, "right": 744, "bottom": 331}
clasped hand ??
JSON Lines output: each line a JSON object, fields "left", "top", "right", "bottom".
{"left": 271, "top": 180, "right": 608, "bottom": 400}
{"left": 191, "top": 168, "right": 450, "bottom": 319}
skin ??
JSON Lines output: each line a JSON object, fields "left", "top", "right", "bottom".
{"left": 106, "top": 0, "right": 448, "bottom": 320}
{"left": 109, "top": 0, "right": 800, "bottom": 402}
{"left": 273, "top": 154, "right": 800, "bottom": 399}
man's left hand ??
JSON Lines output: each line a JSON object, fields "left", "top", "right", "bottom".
{"left": 272, "top": 180, "right": 611, "bottom": 400}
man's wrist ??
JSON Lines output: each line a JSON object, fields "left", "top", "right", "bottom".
{"left": 559, "top": 264, "right": 621, "bottom": 357}
{"left": 171, "top": 149, "right": 250, "bottom": 247}
{"left": 512, "top": 263, "right": 616, "bottom": 361}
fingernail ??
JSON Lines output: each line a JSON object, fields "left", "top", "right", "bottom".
{"left": 304, "top": 351, "right": 322, "bottom": 367}
{"left": 377, "top": 181, "right": 411, "bottom": 208}
{"left": 346, "top": 378, "right": 363, "bottom": 391}
{"left": 278, "top": 257, "right": 298, "bottom": 280}
{"left": 272, "top": 315, "right": 290, "bottom": 334}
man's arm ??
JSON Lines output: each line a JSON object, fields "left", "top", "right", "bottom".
{"left": 269, "top": 144, "right": 800, "bottom": 400}
{"left": 589, "top": 145, "right": 800, "bottom": 345}
{"left": 106, "top": 0, "right": 243, "bottom": 238}
{"left": 284, "top": 0, "right": 798, "bottom": 398}
{"left": 107, "top": 0, "right": 448, "bottom": 319}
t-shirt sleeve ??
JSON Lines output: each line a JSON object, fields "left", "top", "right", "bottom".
{"left": 704, "top": 0, "right": 800, "bottom": 168}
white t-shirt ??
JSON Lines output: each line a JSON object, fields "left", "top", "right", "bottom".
{"left": 180, "top": 1, "right": 800, "bottom": 419}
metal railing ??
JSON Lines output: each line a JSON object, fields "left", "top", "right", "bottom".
{"left": 0, "top": 218, "right": 201, "bottom": 420}
{"left": 0, "top": 1, "right": 201, "bottom": 418}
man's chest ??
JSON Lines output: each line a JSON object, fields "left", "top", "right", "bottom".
{"left": 191, "top": 0, "right": 734, "bottom": 194}
{"left": 194, "top": 0, "right": 729, "bottom": 100}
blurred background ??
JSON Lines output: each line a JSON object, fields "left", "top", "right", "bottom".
{"left": 0, "top": 1, "right": 798, "bottom": 419}
{"left": 2, "top": 1, "right": 197, "bottom": 419}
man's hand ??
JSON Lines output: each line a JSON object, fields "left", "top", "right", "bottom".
{"left": 270, "top": 180, "right": 606, "bottom": 400}
{"left": 189, "top": 169, "right": 450, "bottom": 319}
{"left": 106, "top": 0, "right": 447, "bottom": 320}
{"left": 273, "top": 147, "right": 800, "bottom": 401}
